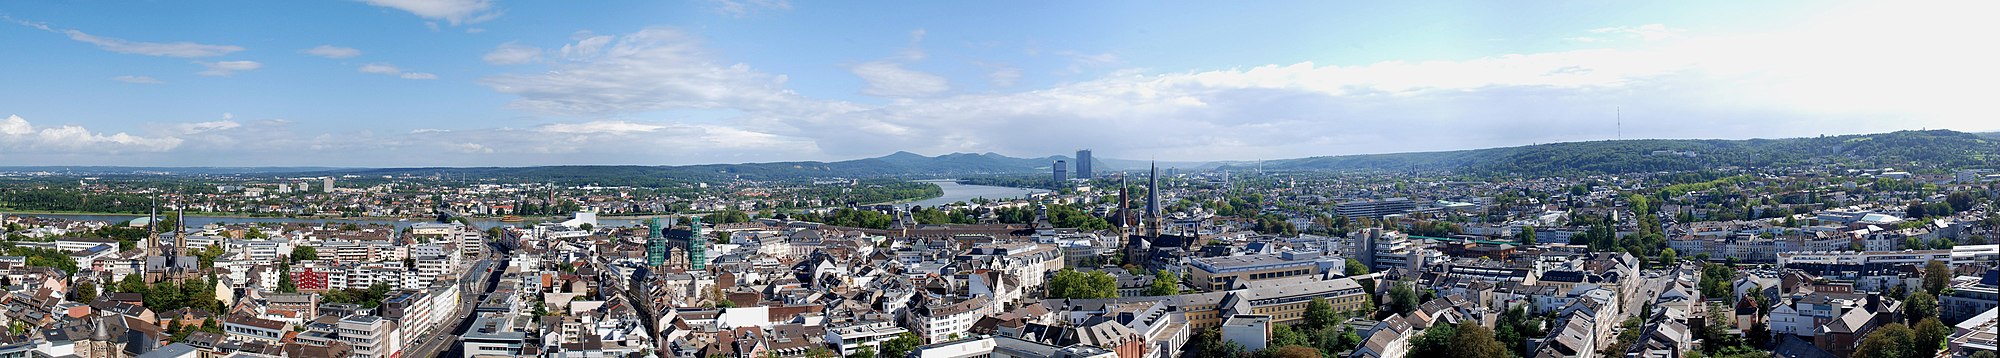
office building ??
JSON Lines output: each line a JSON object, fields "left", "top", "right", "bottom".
{"left": 1335, "top": 198, "right": 1417, "bottom": 219}
{"left": 339, "top": 315, "right": 401, "bottom": 358}
{"left": 1054, "top": 160, "right": 1068, "bottom": 182}
{"left": 1076, "top": 149, "right": 1094, "bottom": 179}
{"left": 323, "top": 177, "right": 335, "bottom": 192}
{"left": 1188, "top": 252, "right": 1321, "bottom": 291}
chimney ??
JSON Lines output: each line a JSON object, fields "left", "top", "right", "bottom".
{"left": 1865, "top": 291, "right": 1881, "bottom": 312}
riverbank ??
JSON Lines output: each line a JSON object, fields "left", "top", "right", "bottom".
{"left": 870, "top": 180, "right": 1048, "bottom": 208}
{"left": 0, "top": 210, "right": 382, "bottom": 221}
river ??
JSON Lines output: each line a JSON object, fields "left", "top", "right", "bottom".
{"left": 4, "top": 180, "right": 1043, "bottom": 228}
{"left": 0, "top": 212, "right": 652, "bottom": 230}
{"left": 905, "top": 180, "right": 1050, "bottom": 208}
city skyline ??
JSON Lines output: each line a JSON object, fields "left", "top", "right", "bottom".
{"left": 2, "top": 0, "right": 1996, "bottom": 167}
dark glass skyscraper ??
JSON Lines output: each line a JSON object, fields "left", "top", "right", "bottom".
{"left": 1053, "top": 160, "right": 1068, "bottom": 182}
{"left": 1075, "top": 149, "right": 1093, "bottom": 179}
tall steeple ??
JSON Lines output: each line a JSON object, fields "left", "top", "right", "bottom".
{"left": 147, "top": 196, "right": 159, "bottom": 256}
{"left": 1118, "top": 173, "right": 1130, "bottom": 231}
{"left": 1147, "top": 161, "right": 1161, "bottom": 237}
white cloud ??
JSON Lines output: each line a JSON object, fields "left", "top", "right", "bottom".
{"left": 480, "top": 27, "right": 806, "bottom": 115}
{"left": 1058, "top": 51, "right": 1119, "bottom": 68}
{"left": 481, "top": 12, "right": 1998, "bottom": 163}
{"left": 709, "top": 0, "right": 791, "bottom": 17}
{"left": 559, "top": 33, "right": 615, "bottom": 60}
{"left": 843, "top": 29, "right": 949, "bottom": 97}
{"left": 302, "top": 45, "right": 363, "bottom": 59}
{"left": 900, "top": 29, "right": 927, "bottom": 61}
{"left": 63, "top": 30, "right": 242, "bottom": 58}
{"left": 178, "top": 120, "right": 241, "bottom": 134}
{"left": 987, "top": 66, "right": 1022, "bottom": 87}
{"left": 359, "top": 0, "right": 500, "bottom": 25}
{"left": 358, "top": 63, "right": 436, "bottom": 79}
{"left": 851, "top": 61, "right": 950, "bottom": 97}
{"left": 359, "top": 63, "right": 402, "bottom": 74}
{"left": 538, "top": 121, "right": 665, "bottom": 134}
{"left": 197, "top": 61, "right": 263, "bottom": 76}
{"left": 1587, "top": 24, "right": 1684, "bottom": 41}
{"left": 0, "top": 115, "right": 183, "bottom": 153}
{"left": 451, "top": 142, "right": 494, "bottom": 154}
{"left": 483, "top": 42, "right": 542, "bottom": 64}
{"left": 112, "top": 75, "right": 164, "bottom": 84}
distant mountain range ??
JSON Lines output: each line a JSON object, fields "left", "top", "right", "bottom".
{"left": 5, "top": 130, "right": 1994, "bottom": 183}
{"left": 1217, "top": 129, "right": 2000, "bottom": 176}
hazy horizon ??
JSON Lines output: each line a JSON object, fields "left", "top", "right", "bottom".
{"left": 4, "top": 1, "right": 1995, "bottom": 167}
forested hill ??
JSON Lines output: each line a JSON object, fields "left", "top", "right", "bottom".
{"left": 1232, "top": 130, "right": 2000, "bottom": 176}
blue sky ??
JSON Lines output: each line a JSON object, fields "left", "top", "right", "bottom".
{"left": 2, "top": 0, "right": 1994, "bottom": 166}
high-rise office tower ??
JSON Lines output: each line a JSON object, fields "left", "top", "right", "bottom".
{"left": 323, "top": 177, "right": 335, "bottom": 192}
{"left": 1075, "top": 149, "right": 1093, "bottom": 179}
{"left": 1053, "top": 160, "right": 1068, "bottom": 182}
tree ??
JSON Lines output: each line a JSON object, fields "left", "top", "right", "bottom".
{"left": 1270, "top": 324, "right": 1311, "bottom": 349}
{"left": 803, "top": 347, "right": 835, "bottom": 358}
{"left": 1387, "top": 281, "right": 1419, "bottom": 315}
{"left": 1915, "top": 318, "right": 1949, "bottom": 358}
{"left": 1495, "top": 305, "right": 1544, "bottom": 356}
{"left": 1408, "top": 321, "right": 1504, "bottom": 358}
{"left": 1445, "top": 322, "right": 1508, "bottom": 358}
{"left": 1265, "top": 345, "right": 1321, "bottom": 358}
{"left": 1905, "top": 290, "right": 1938, "bottom": 324}
{"left": 1407, "top": 320, "right": 1455, "bottom": 357}
{"left": 1746, "top": 321, "right": 1771, "bottom": 348}
{"left": 1517, "top": 226, "right": 1536, "bottom": 246}
{"left": 1344, "top": 259, "right": 1369, "bottom": 277}
{"left": 1144, "top": 270, "right": 1179, "bottom": 296}
{"left": 73, "top": 281, "right": 98, "bottom": 303}
{"left": 277, "top": 263, "right": 298, "bottom": 293}
{"left": 879, "top": 332, "right": 922, "bottom": 358}
{"left": 146, "top": 280, "right": 183, "bottom": 311}
{"left": 1660, "top": 248, "right": 1678, "bottom": 267}
{"left": 291, "top": 246, "right": 319, "bottom": 262}
{"left": 118, "top": 274, "right": 148, "bottom": 294}
{"left": 1923, "top": 260, "right": 1950, "bottom": 295}
{"left": 846, "top": 346, "right": 875, "bottom": 358}
{"left": 715, "top": 231, "right": 732, "bottom": 244}
{"left": 1303, "top": 298, "right": 1336, "bottom": 331}
{"left": 1324, "top": 324, "right": 1362, "bottom": 354}
{"left": 1190, "top": 329, "right": 1247, "bottom": 358}
{"left": 194, "top": 244, "right": 226, "bottom": 269}
{"left": 578, "top": 223, "right": 595, "bottom": 232}
{"left": 1972, "top": 351, "right": 1997, "bottom": 358}
{"left": 1852, "top": 323, "right": 1916, "bottom": 358}
{"left": 1047, "top": 269, "right": 1117, "bottom": 299}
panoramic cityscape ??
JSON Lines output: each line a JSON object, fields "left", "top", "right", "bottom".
{"left": 2, "top": 1, "right": 1998, "bottom": 358}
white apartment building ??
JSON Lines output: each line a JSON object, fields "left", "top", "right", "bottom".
{"left": 339, "top": 315, "right": 402, "bottom": 358}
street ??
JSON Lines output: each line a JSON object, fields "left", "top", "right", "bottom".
{"left": 405, "top": 238, "right": 513, "bottom": 358}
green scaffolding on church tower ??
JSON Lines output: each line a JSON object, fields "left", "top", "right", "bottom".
{"left": 689, "top": 216, "right": 706, "bottom": 270}
{"left": 646, "top": 217, "right": 667, "bottom": 266}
